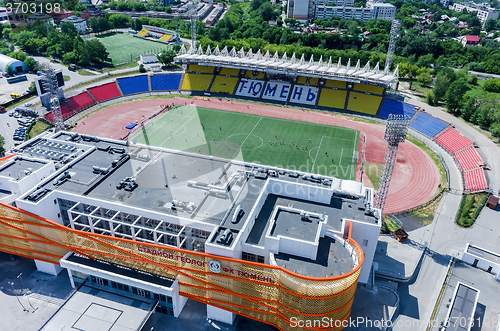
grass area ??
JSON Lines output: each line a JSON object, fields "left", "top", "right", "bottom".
{"left": 364, "top": 161, "right": 383, "bottom": 190}
{"left": 77, "top": 69, "right": 95, "bottom": 76}
{"left": 129, "top": 105, "right": 360, "bottom": 179}
{"left": 383, "top": 215, "right": 401, "bottom": 233}
{"left": 406, "top": 135, "right": 448, "bottom": 188}
{"left": 63, "top": 75, "right": 70, "bottom": 81}
{"left": 455, "top": 193, "right": 489, "bottom": 228}
{"left": 409, "top": 190, "right": 445, "bottom": 226}
{"left": 93, "top": 33, "right": 172, "bottom": 65}
{"left": 109, "top": 62, "right": 139, "bottom": 71}
{"left": 28, "top": 120, "right": 53, "bottom": 139}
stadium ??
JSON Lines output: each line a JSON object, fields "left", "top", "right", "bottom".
{"left": 0, "top": 45, "right": 490, "bottom": 331}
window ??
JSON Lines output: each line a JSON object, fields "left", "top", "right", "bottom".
{"left": 363, "top": 239, "right": 368, "bottom": 247}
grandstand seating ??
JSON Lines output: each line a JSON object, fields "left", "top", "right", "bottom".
{"left": 158, "top": 34, "right": 173, "bottom": 42}
{"left": 353, "top": 83, "right": 384, "bottom": 95}
{"left": 187, "top": 65, "right": 215, "bottom": 74}
{"left": 435, "top": 129, "right": 473, "bottom": 154}
{"left": 137, "top": 29, "right": 149, "bottom": 37}
{"left": 464, "top": 168, "right": 488, "bottom": 192}
{"left": 455, "top": 147, "right": 484, "bottom": 172}
{"left": 318, "top": 89, "right": 347, "bottom": 109}
{"left": 88, "top": 83, "right": 121, "bottom": 102}
{"left": 346, "top": 92, "right": 382, "bottom": 115}
{"left": 297, "top": 76, "right": 319, "bottom": 85}
{"left": 325, "top": 80, "right": 346, "bottom": 89}
{"left": 245, "top": 70, "right": 266, "bottom": 79}
{"left": 117, "top": 76, "right": 150, "bottom": 95}
{"left": 409, "top": 112, "right": 448, "bottom": 138}
{"left": 45, "top": 105, "right": 74, "bottom": 122}
{"left": 66, "top": 92, "right": 95, "bottom": 112}
{"left": 181, "top": 74, "right": 213, "bottom": 91}
{"left": 219, "top": 68, "right": 240, "bottom": 76}
{"left": 210, "top": 76, "right": 239, "bottom": 94}
{"left": 378, "top": 99, "right": 417, "bottom": 120}
{"left": 150, "top": 74, "right": 182, "bottom": 91}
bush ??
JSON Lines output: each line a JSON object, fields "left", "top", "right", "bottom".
{"left": 426, "top": 91, "right": 435, "bottom": 105}
{"left": 483, "top": 78, "right": 500, "bottom": 93}
{"left": 468, "top": 75, "right": 478, "bottom": 85}
{"left": 139, "top": 63, "right": 146, "bottom": 73}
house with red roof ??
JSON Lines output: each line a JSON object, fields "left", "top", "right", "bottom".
{"left": 461, "top": 35, "right": 480, "bottom": 47}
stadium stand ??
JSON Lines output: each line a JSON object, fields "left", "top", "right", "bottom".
{"left": 464, "top": 168, "right": 488, "bottom": 192}
{"left": 409, "top": 112, "right": 448, "bottom": 138}
{"left": 455, "top": 147, "right": 484, "bottom": 172}
{"left": 318, "top": 89, "right": 347, "bottom": 109}
{"left": 150, "top": 74, "right": 182, "bottom": 91}
{"left": 297, "top": 76, "right": 319, "bottom": 85}
{"left": 346, "top": 92, "right": 382, "bottom": 115}
{"left": 45, "top": 105, "right": 74, "bottom": 122}
{"left": 181, "top": 73, "right": 213, "bottom": 91}
{"left": 210, "top": 76, "right": 239, "bottom": 94}
{"left": 65, "top": 92, "right": 95, "bottom": 112}
{"left": 353, "top": 83, "right": 384, "bottom": 95}
{"left": 117, "top": 76, "right": 150, "bottom": 95}
{"left": 325, "top": 80, "right": 346, "bottom": 89}
{"left": 245, "top": 70, "right": 266, "bottom": 79}
{"left": 137, "top": 29, "right": 149, "bottom": 37}
{"left": 159, "top": 34, "right": 173, "bottom": 42}
{"left": 378, "top": 99, "right": 417, "bottom": 120}
{"left": 187, "top": 65, "right": 215, "bottom": 74}
{"left": 435, "top": 129, "right": 473, "bottom": 154}
{"left": 88, "top": 83, "right": 121, "bottom": 102}
{"left": 219, "top": 68, "right": 240, "bottom": 76}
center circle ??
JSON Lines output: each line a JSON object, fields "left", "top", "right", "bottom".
{"left": 225, "top": 133, "right": 263, "bottom": 151}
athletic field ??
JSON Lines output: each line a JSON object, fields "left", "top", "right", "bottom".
{"left": 129, "top": 106, "right": 359, "bottom": 179}
{"left": 92, "top": 33, "right": 172, "bottom": 64}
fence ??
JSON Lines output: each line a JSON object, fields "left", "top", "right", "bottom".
{"left": 1, "top": 91, "right": 37, "bottom": 109}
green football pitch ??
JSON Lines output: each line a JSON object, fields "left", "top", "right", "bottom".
{"left": 129, "top": 106, "right": 359, "bottom": 180}
{"left": 91, "top": 33, "right": 172, "bottom": 64}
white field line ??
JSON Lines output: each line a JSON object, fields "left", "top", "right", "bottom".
{"left": 231, "top": 117, "right": 263, "bottom": 159}
{"left": 311, "top": 135, "right": 325, "bottom": 173}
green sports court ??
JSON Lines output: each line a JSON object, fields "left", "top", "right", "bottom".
{"left": 92, "top": 33, "right": 171, "bottom": 64}
{"left": 129, "top": 106, "right": 359, "bottom": 180}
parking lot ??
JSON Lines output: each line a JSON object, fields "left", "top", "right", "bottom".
{"left": 0, "top": 105, "right": 39, "bottom": 153}
{"left": 0, "top": 72, "right": 38, "bottom": 105}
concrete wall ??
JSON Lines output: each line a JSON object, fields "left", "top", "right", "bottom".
{"left": 266, "top": 178, "right": 332, "bottom": 204}
{"left": 207, "top": 305, "right": 235, "bottom": 324}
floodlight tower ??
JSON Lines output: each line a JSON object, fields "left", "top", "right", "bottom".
{"left": 384, "top": 19, "right": 401, "bottom": 76}
{"left": 189, "top": 0, "right": 199, "bottom": 53}
{"left": 374, "top": 114, "right": 409, "bottom": 213}
{"left": 41, "top": 66, "right": 65, "bottom": 132}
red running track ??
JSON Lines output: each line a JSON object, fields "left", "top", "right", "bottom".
{"left": 72, "top": 97, "right": 440, "bottom": 214}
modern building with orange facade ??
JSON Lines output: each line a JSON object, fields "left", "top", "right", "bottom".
{"left": 0, "top": 131, "right": 381, "bottom": 330}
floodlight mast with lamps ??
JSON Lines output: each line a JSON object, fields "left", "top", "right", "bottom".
{"left": 40, "top": 65, "right": 65, "bottom": 133}
{"left": 374, "top": 114, "right": 409, "bottom": 214}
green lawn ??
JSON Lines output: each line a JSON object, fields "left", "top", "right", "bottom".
{"left": 129, "top": 106, "right": 359, "bottom": 179}
{"left": 92, "top": 33, "right": 172, "bottom": 65}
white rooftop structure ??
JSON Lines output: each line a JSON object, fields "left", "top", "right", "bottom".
{"left": 175, "top": 45, "right": 399, "bottom": 89}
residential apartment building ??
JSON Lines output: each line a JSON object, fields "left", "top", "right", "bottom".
{"left": 451, "top": 2, "right": 499, "bottom": 26}
{"left": 288, "top": 0, "right": 395, "bottom": 21}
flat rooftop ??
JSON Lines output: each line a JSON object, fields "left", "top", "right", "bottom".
{"left": 467, "top": 245, "right": 500, "bottom": 266}
{"left": 270, "top": 209, "right": 322, "bottom": 242}
{"left": 0, "top": 158, "right": 46, "bottom": 180}
{"left": 274, "top": 237, "right": 354, "bottom": 278}
{"left": 246, "top": 194, "right": 377, "bottom": 247}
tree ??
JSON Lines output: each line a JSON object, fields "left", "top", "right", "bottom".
{"left": 433, "top": 75, "right": 449, "bottom": 102}
{"left": 61, "top": 22, "right": 77, "bottom": 37}
{"left": 416, "top": 53, "right": 434, "bottom": 68}
{"left": 484, "top": 18, "right": 497, "bottom": 32}
{"left": 445, "top": 78, "right": 468, "bottom": 113}
{"left": 0, "top": 135, "right": 4, "bottom": 155}
{"left": 24, "top": 57, "right": 38, "bottom": 72}
{"left": 5, "top": 64, "right": 14, "bottom": 75}
{"left": 260, "top": 2, "right": 275, "bottom": 21}
{"left": 157, "top": 50, "right": 176, "bottom": 66}
{"left": 139, "top": 63, "right": 146, "bottom": 73}
{"left": 417, "top": 72, "right": 432, "bottom": 86}
{"left": 483, "top": 78, "right": 500, "bottom": 93}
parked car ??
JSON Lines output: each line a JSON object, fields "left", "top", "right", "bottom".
{"left": 8, "top": 111, "right": 14, "bottom": 117}
{"left": 24, "top": 102, "right": 32, "bottom": 107}
{"left": 68, "top": 65, "right": 77, "bottom": 71}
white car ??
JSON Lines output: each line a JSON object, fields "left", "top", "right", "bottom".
{"left": 24, "top": 102, "right": 32, "bottom": 107}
